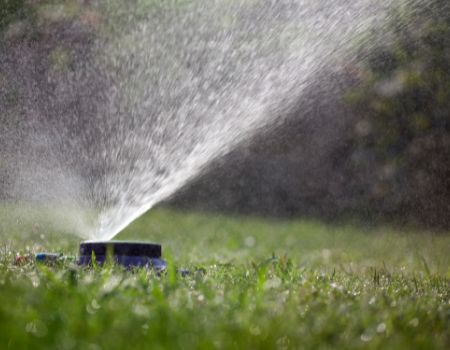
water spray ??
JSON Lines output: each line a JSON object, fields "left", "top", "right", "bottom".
{"left": 1, "top": 0, "right": 405, "bottom": 242}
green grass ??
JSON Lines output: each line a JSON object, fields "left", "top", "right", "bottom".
{"left": 0, "top": 208, "right": 449, "bottom": 349}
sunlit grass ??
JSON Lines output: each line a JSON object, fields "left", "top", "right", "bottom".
{"left": 119, "top": 209, "right": 450, "bottom": 275}
{"left": 0, "top": 207, "right": 448, "bottom": 349}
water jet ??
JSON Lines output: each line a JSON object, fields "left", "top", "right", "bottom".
{"left": 0, "top": 0, "right": 410, "bottom": 242}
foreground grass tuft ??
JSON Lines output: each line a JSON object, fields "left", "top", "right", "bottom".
{"left": 0, "top": 208, "right": 449, "bottom": 349}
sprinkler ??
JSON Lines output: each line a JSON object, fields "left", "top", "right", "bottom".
{"left": 19, "top": 241, "right": 187, "bottom": 275}
{"left": 78, "top": 240, "right": 167, "bottom": 271}
{"left": 21, "top": 241, "right": 170, "bottom": 272}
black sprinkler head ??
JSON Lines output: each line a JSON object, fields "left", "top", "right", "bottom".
{"left": 79, "top": 240, "right": 167, "bottom": 270}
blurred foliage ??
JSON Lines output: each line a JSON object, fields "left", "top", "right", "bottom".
{"left": 346, "top": 0, "right": 450, "bottom": 227}
{"left": 0, "top": 0, "right": 101, "bottom": 39}
{"left": 0, "top": 0, "right": 29, "bottom": 31}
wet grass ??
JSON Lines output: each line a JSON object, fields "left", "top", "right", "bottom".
{"left": 0, "top": 208, "right": 449, "bottom": 349}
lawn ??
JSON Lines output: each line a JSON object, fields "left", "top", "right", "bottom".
{"left": 0, "top": 208, "right": 448, "bottom": 349}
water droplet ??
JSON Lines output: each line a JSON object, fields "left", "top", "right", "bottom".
{"left": 244, "top": 236, "right": 256, "bottom": 247}
{"left": 409, "top": 318, "right": 419, "bottom": 327}
{"left": 250, "top": 325, "right": 261, "bottom": 336}
{"left": 361, "top": 331, "right": 374, "bottom": 342}
{"left": 376, "top": 323, "right": 386, "bottom": 333}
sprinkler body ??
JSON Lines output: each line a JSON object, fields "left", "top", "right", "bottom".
{"left": 79, "top": 240, "right": 167, "bottom": 271}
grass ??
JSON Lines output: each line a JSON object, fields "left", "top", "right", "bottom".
{"left": 0, "top": 207, "right": 449, "bottom": 349}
